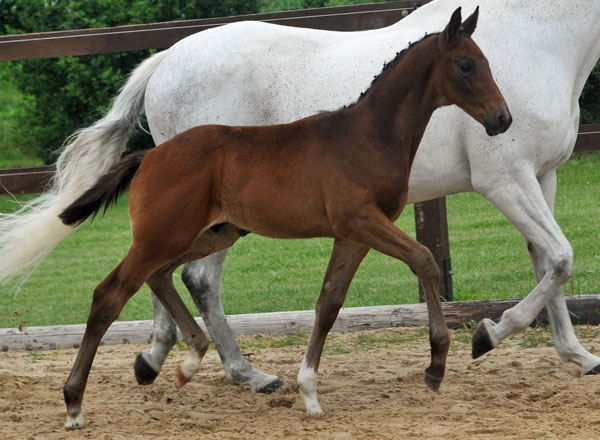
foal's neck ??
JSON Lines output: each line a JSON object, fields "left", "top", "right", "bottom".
{"left": 346, "top": 35, "right": 441, "bottom": 161}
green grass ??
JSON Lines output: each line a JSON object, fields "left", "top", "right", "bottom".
{"left": 0, "top": 153, "right": 598, "bottom": 328}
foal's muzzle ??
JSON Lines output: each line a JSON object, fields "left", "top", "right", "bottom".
{"left": 483, "top": 107, "right": 512, "bottom": 136}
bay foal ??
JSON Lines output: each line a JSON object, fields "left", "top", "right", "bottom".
{"left": 59, "top": 8, "right": 511, "bottom": 428}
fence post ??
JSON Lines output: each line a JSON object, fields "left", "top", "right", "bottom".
{"left": 414, "top": 198, "right": 453, "bottom": 302}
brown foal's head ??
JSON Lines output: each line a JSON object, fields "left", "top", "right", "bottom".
{"left": 433, "top": 7, "right": 512, "bottom": 136}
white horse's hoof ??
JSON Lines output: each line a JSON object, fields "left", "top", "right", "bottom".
{"left": 65, "top": 412, "right": 84, "bottom": 430}
{"left": 472, "top": 319, "right": 497, "bottom": 359}
{"left": 305, "top": 402, "right": 324, "bottom": 415}
{"left": 134, "top": 351, "right": 160, "bottom": 385}
{"left": 241, "top": 369, "right": 284, "bottom": 394}
{"left": 256, "top": 378, "right": 284, "bottom": 394}
{"left": 584, "top": 364, "right": 600, "bottom": 376}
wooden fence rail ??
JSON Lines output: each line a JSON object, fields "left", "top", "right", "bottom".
{"left": 0, "top": 1, "right": 415, "bottom": 60}
{"left": 3, "top": 294, "right": 600, "bottom": 351}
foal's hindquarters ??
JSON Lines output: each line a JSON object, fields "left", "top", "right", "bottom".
{"left": 63, "top": 215, "right": 245, "bottom": 428}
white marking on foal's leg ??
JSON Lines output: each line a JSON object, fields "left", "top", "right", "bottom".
{"left": 297, "top": 358, "right": 322, "bottom": 415}
{"left": 175, "top": 349, "right": 201, "bottom": 389}
{"left": 65, "top": 412, "right": 84, "bottom": 430}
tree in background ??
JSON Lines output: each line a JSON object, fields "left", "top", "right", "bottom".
{"left": 580, "top": 66, "right": 600, "bottom": 125}
{"left": 0, "top": 0, "right": 258, "bottom": 163}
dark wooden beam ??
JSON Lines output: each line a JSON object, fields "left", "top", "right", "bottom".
{"left": 0, "top": 166, "right": 54, "bottom": 195}
{"left": 0, "top": 1, "right": 416, "bottom": 61}
{"left": 414, "top": 198, "right": 453, "bottom": 302}
{"left": 574, "top": 123, "right": 600, "bottom": 152}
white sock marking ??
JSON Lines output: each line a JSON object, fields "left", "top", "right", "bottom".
{"left": 297, "top": 358, "right": 322, "bottom": 414}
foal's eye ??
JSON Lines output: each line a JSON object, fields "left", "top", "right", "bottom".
{"left": 458, "top": 59, "right": 474, "bottom": 74}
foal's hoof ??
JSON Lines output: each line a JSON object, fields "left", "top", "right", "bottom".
{"left": 472, "top": 322, "right": 494, "bottom": 359}
{"left": 584, "top": 364, "right": 600, "bottom": 376}
{"left": 424, "top": 371, "right": 443, "bottom": 392}
{"left": 175, "top": 366, "right": 190, "bottom": 389}
{"left": 65, "top": 413, "right": 85, "bottom": 430}
{"left": 134, "top": 353, "right": 159, "bottom": 385}
{"left": 257, "top": 378, "right": 284, "bottom": 394}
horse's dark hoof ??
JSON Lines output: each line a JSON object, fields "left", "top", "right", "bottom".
{"left": 134, "top": 353, "right": 159, "bottom": 385}
{"left": 585, "top": 365, "right": 600, "bottom": 376}
{"left": 424, "top": 371, "right": 443, "bottom": 392}
{"left": 472, "top": 323, "right": 494, "bottom": 359}
{"left": 257, "top": 378, "right": 284, "bottom": 394}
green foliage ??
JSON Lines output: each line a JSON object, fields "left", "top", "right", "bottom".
{"left": 257, "top": 0, "right": 387, "bottom": 12}
{"left": 580, "top": 63, "right": 600, "bottom": 124}
{"left": 0, "top": 68, "right": 43, "bottom": 168}
{"left": 0, "top": 0, "right": 259, "bottom": 163}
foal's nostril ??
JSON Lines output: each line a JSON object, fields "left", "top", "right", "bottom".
{"left": 498, "top": 110, "right": 512, "bottom": 131}
{"left": 482, "top": 108, "right": 512, "bottom": 136}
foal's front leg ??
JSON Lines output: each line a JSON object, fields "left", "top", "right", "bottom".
{"left": 336, "top": 206, "right": 450, "bottom": 391}
{"left": 298, "top": 239, "right": 369, "bottom": 414}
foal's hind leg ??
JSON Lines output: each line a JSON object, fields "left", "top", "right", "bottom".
{"left": 182, "top": 254, "right": 283, "bottom": 393}
{"left": 145, "top": 225, "right": 248, "bottom": 388}
{"left": 135, "top": 250, "right": 283, "bottom": 392}
{"left": 146, "top": 270, "right": 212, "bottom": 389}
{"left": 64, "top": 255, "right": 155, "bottom": 429}
{"left": 298, "top": 239, "right": 369, "bottom": 414}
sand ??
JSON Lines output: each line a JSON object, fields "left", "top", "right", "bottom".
{"left": 1, "top": 326, "right": 600, "bottom": 439}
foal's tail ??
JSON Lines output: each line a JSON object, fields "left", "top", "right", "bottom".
{"left": 0, "top": 50, "right": 167, "bottom": 283}
{"left": 60, "top": 151, "right": 147, "bottom": 227}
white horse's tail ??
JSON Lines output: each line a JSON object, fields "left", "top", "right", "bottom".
{"left": 0, "top": 50, "right": 168, "bottom": 283}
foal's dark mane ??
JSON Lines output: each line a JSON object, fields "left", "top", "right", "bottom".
{"left": 344, "top": 32, "right": 436, "bottom": 110}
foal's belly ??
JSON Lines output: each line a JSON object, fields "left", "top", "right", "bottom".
{"left": 221, "top": 188, "right": 334, "bottom": 240}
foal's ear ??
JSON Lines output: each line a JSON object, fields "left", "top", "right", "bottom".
{"left": 461, "top": 6, "right": 479, "bottom": 36}
{"left": 441, "top": 7, "right": 462, "bottom": 46}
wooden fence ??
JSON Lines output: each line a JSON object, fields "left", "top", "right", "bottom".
{"left": 0, "top": 1, "right": 598, "bottom": 308}
{"left": 3, "top": 294, "right": 600, "bottom": 351}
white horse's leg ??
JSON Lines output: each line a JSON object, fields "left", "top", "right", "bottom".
{"left": 134, "top": 294, "right": 178, "bottom": 384}
{"left": 471, "top": 170, "right": 574, "bottom": 356}
{"left": 181, "top": 250, "right": 283, "bottom": 393}
{"left": 134, "top": 249, "right": 283, "bottom": 392}
{"left": 529, "top": 171, "right": 600, "bottom": 374}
